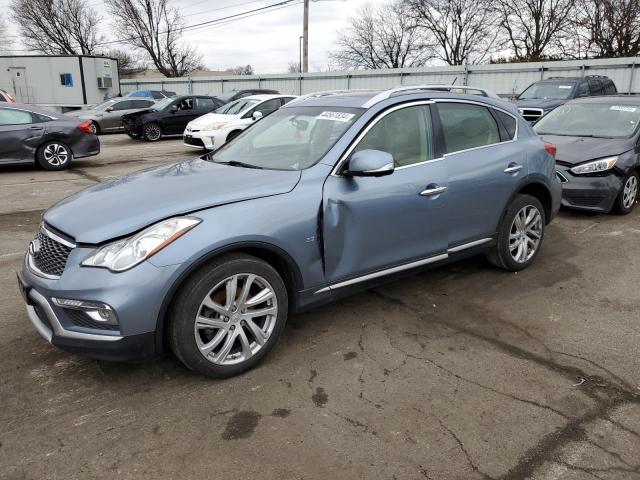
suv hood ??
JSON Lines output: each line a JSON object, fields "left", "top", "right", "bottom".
{"left": 538, "top": 135, "right": 634, "bottom": 165}
{"left": 513, "top": 99, "right": 566, "bottom": 111}
{"left": 44, "top": 158, "right": 301, "bottom": 244}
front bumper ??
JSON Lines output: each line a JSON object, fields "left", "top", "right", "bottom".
{"left": 555, "top": 164, "right": 623, "bottom": 213}
{"left": 183, "top": 129, "right": 228, "bottom": 151}
{"left": 18, "top": 247, "right": 181, "bottom": 362}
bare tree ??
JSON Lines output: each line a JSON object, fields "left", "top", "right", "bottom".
{"left": 105, "top": 0, "right": 203, "bottom": 77}
{"left": 329, "top": 1, "right": 433, "bottom": 70}
{"left": 288, "top": 61, "right": 301, "bottom": 73}
{"left": 105, "top": 49, "right": 147, "bottom": 76}
{"left": 406, "top": 0, "right": 502, "bottom": 65}
{"left": 571, "top": 0, "right": 640, "bottom": 58}
{"left": 225, "top": 65, "right": 254, "bottom": 75}
{"left": 10, "top": 0, "right": 103, "bottom": 54}
{"left": 0, "top": 18, "right": 13, "bottom": 54}
{"left": 496, "top": 0, "right": 575, "bottom": 61}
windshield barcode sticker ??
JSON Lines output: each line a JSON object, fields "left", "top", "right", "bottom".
{"left": 318, "top": 111, "right": 355, "bottom": 122}
{"left": 611, "top": 105, "right": 637, "bottom": 112}
{"left": 558, "top": 85, "right": 572, "bottom": 89}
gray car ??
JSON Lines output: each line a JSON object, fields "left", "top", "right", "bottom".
{"left": 17, "top": 86, "right": 561, "bottom": 378}
{"left": 66, "top": 97, "right": 156, "bottom": 134}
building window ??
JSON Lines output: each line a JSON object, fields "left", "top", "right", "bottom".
{"left": 60, "top": 73, "right": 73, "bottom": 87}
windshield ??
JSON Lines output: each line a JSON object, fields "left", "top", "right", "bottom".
{"left": 211, "top": 106, "right": 363, "bottom": 170}
{"left": 151, "top": 97, "right": 173, "bottom": 111}
{"left": 215, "top": 99, "right": 259, "bottom": 115}
{"left": 93, "top": 100, "right": 117, "bottom": 111}
{"left": 217, "top": 91, "right": 240, "bottom": 102}
{"left": 534, "top": 103, "right": 640, "bottom": 138}
{"left": 519, "top": 82, "right": 576, "bottom": 100}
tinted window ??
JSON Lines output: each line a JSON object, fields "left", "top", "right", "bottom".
{"left": 281, "top": 97, "right": 295, "bottom": 105}
{"left": 495, "top": 110, "right": 517, "bottom": 139}
{"left": 114, "top": 100, "right": 133, "bottom": 110}
{"left": 576, "top": 82, "right": 590, "bottom": 97}
{"left": 196, "top": 97, "right": 216, "bottom": 109}
{"left": 588, "top": 79, "right": 603, "bottom": 96}
{"left": 437, "top": 103, "right": 500, "bottom": 153}
{"left": 352, "top": 105, "right": 434, "bottom": 167}
{"left": 604, "top": 82, "right": 617, "bottom": 95}
{"left": 253, "top": 98, "right": 281, "bottom": 117}
{"left": 0, "top": 109, "right": 32, "bottom": 125}
{"left": 151, "top": 91, "right": 163, "bottom": 99}
{"left": 131, "top": 100, "right": 153, "bottom": 108}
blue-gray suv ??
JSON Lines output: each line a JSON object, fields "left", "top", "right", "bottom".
{"left": 17, "top": 86, "right": 562, "bottom": 378}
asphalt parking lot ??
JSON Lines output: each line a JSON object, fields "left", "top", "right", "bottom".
{"left": 1, "top": 134, "right": 639, "bottom": 480}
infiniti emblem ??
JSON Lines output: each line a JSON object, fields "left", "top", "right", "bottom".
{"left": 29, "top": 238, "right": 41, "bottom": 256}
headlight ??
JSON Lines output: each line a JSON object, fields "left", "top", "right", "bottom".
{"left": 82, "top": 216, "right": 201, "bottom": 272}
{"left": 205, "top": 122, "right": 229, "bottom": 130}
{"left": 570, "top": 156, "right": 618, "bottom": 175}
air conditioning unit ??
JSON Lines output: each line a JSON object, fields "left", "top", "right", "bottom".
{"left": 97, "top": 77, "right": 113, "bottom": 89}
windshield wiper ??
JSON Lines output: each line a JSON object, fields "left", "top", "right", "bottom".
{"left": 214, "top": 159, "right": 264, "bottom": 169}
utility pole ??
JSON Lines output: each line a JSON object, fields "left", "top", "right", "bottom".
{"left": 303, "top": 0, "right": 309, "bottom": 73}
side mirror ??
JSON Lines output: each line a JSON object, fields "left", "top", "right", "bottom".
{"left": 170, "top": 105, "right": 178, "bottom": 113}
{"left": 106, "top": 107, "right": 114, "bottom": 112}
{"left": 345, "top": 149, "right": 394, "bottom": 177}
{"left": 252, "top": 111, "right": 263, "bottom": 121}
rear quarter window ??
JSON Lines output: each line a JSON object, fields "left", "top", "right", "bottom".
{"left": 495, "top": 110, "right": 517, "bottom": 139}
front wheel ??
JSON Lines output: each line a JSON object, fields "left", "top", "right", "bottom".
{"left": 143, "top": 122, "right": 162, "bottom": 142}
{"left": 614, "top": 170, "right": 638, "bottom": 215}
{"left": 168, "top": 254, "right": 288, "bottom": 378}
{"left": 36, "top": 141, "right": 72, "bottom": 170}
{"left": 487, "top": 194, "right": 545, "bottom": 272}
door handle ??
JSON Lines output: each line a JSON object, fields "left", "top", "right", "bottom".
{"left": 504, "top": 163, "right": 523, "bottom": 174}
{"left": 420, "top": 185, "right": 447, "bottom": 196}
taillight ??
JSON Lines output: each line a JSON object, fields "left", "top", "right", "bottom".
{"left": 544, "top": 142, "right": 557, "bottom": 158}
{"left": 78, "top": 120, "right": 94, "bottom": 135}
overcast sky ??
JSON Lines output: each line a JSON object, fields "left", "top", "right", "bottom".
{"left": 1, "top": 0, "right": 383, "bottom": 74}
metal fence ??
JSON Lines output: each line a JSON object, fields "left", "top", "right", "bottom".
{"left": 120, "top": 57, "right": 640, "bottom": 98}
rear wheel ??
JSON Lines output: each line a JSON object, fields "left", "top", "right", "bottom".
{"left": 36, "top": 141, "right": 72, "bottom": 170}
{"left": 89, "top": 121, "right": 100, "bottom": 135}
{"left": 143, "top": 122, "right": 162, "bottom": 142}
{"left": 614, "top": 170, "right": 638, "bottom": 215}
{"left": 168, "top": 254, "right": 288, "bottom": 378}
{"left": 487, "top": 194, "right": 545, "bottom": 272}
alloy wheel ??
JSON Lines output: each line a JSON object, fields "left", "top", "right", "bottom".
{"left": 509, "top": 205, "right": 543, "bottom": 263}
{"left": 145, "top": 123, "right": 161, "bottom": 141}
{"left": 89, "top": 122, "right": 98, "bottom": 134}
{"left": 194, "top": 273, "right": 278, "bottom": 366}
{"left": 622, "top": 175, "right": 638, "bottom": 210}
{"left": 43, "top": 143, "right": 69, "bottom": 167}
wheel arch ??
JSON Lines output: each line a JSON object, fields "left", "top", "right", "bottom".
{"left": 154, "top": 241, "right": 304, "bottom": 355}
{"left": 516, "top": 181, "right": 553, "bottom": 224}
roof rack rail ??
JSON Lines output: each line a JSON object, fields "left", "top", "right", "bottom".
{"left": 362, "top": 85, "right": 499, "bottom": 108}
{"left": 288, "top": 89, "right": 372, "bottom": 105}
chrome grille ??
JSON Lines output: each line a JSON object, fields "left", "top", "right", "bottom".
{"left": 29, "top": 227, "right": 74, "bottom": 278}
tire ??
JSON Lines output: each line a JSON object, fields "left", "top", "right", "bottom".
{"left": 143, "top": 122, "right": 162, "bottom": 142}
{"left": 613, "top": 170, "right": 638, "bottom": 215}
{"left": 89, "top": 121, "right": 100, "bottom": 135}
{"left": 226, "top": 130, "right": 242, "bottom": 143}
{"left": 487, "top": 194, "right": 546, "bottom": 272}
{"left": 126, "top": 130, "right": 141, "bottom": 139}
{"left": 168, "top": 253, "right": 288, "bottom": 378}
{"left": 36, "top": 141, "right": 73, "bottom": 170}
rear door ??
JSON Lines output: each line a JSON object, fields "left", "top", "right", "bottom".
{"left": 435, "top": 101, "right": 523, "bottom": 249}
{"left": 0, "top": 108, "right": 44, "bottom": 163}
{"left": 322, "top": 102, "right": 449, "bottom": 283}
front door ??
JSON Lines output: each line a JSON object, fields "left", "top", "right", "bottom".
{"left": 164, "top": 97, "right": 198, "bottom": 134}
{"left": 322, "top": 103, "right": 448, "bottom": 283}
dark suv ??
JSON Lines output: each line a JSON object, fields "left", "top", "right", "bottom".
{"left": 514, "top": 76, "right": 617, "bottom": 123}
{"left": 215, "top": 89, "right": 279, "bottom": 105}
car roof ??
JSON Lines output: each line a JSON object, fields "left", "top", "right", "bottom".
{"left": 242, "top": 94, "right": 296, "bottom": 101}
{"left": 568, "top": 95, "right": 640, "bottom": 105}
{"left": 286, "top": 89, "right": 517, "bottom": 113}
{"left": 0, "top": 103, "right": 60, "bottom": 118}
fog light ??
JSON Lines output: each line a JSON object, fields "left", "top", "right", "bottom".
{"left": 51, "top": 297, "right": 119, "bottom": 326}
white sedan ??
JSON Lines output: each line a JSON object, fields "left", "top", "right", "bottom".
{"left": 183, "top": 94, "right": 297, "bottom": 150}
